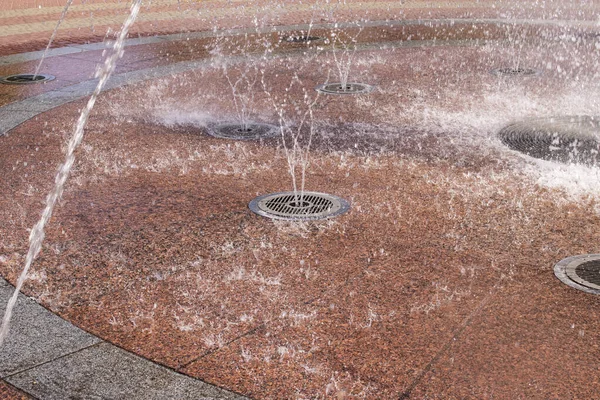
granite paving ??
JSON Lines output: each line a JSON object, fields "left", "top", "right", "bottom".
{"left": 1, "top": 1, "right": 600, "bottom": 399}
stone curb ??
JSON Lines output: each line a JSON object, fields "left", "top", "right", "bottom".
{"left": 0, "top": 278, "right": 247, "bottom": 399}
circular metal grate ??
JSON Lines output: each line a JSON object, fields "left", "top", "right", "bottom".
{"left": 249, "top": 191, "right": 350, "bottom": 220}
{"left": 0, "top": 74, "right": 55, "bottom": 85}
{"left": 208, "top": 123, "right": 279, "bottom": 140}
{"left": 554, "top": 254, "right": 600, "bottom": 295}
{"left": 315, "top": 82, "right": 374, "bottom": 95}
{"left": 498, "top": 116, "right": 600, "bottom": 165}
{"left": 491, "top": 67, "right": 539, "bottom": 76}
{"left": 283, "top": 35, "right": 322, "bottom": 43}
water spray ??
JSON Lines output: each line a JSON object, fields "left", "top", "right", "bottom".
{"left": 0, "top": 0, "right": 143, "bottom": 347}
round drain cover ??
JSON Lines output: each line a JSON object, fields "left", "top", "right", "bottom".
{"left": 498, "top": 115, "right": 600, "bottom": 165}
{"left": 491, "top": 67, "right": 539, "bottom": 76}
{"left": 208, "top": 123, "right": 279, "bottom": 140}
{"left": 283, "top": 35, "right": 322, "bottom": 43}
{"left": 249, "top": 191, "right": 350, "bottom": 220}
{"left": 554, "top": 254, "right": 600, "bottom": 295}
{"left": 315, "top": 82, "right": 374, "bottom": 95}
{"left": 0, "top": 73, "right": 55, "bottom": 85}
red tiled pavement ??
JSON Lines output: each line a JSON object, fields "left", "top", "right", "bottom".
{"left": 2, "top": 1, "right": 600, "bottom": 399}
{"left": 2, "top": 0, "right": 600, "bottom": 55}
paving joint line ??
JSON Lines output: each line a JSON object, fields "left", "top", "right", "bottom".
{"left": 179, "top": 323, "right": 267, "bottom": 370}
{"left": 398, "top": 278, "right": 504, "bottom": 399}
{"left": 2, "top": 341, "right": 104, "bottom": 380}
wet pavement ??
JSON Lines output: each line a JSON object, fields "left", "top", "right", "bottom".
{"left": 2, "top": 1, "right": 600, "bottom": 399}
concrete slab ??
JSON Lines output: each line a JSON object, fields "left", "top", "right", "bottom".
{"left": 0, "top": 93, "right": 79, "bottom": 113}
{"left": 0, "top": 279, "right": 101, "bottom": 377}
{"left": 7, "top": 342, "right": 247, "bottom": 400}
{"left": 54, "top": 80, "right": 99, "bottom": 96}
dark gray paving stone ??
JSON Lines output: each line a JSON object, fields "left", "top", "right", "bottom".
{"left": 54, "top": 80, "right": 99, "bottom": 96}
{"left": 0, "top": 279, "right": 101, "bottom": 377}
{"left": 0, "top": 47, "right": 85, "bottom": 66}
{"left": 7, "top": 342, "right": 247, "bottom": 400}
{"left": 0, "top": 81, "right": 99, "bottom": 135}
{"left": 0, "top": 98, "right": 59, "bottom": 113}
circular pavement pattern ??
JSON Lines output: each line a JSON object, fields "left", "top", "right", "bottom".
{"left": 3, "top": 3, "right": 595, "bottom": 398}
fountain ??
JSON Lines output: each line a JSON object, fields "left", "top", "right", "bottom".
{"left": 0, "top": 0, "right": 72, "bottom": 85}
{"left": 314, "top": 16, "right": 375, "bottom": 95}
{"left": 1, "top": 1, "right": 600, "bottom": 399}
{"left": 206, "top": 31, "right": 279, "bottom": 140}
{"left": 0, "top": 0, "right": 144, "bottom": 347}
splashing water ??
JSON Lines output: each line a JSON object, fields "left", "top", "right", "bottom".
{"left": 211, "top": 32, "right": 267, "bottom": 130}
{"left": 261, "top": 71, "right": 322, "bottom": 202}
{"left": 331, "top": 26, "right": 363, "bottom": 89}
{"left": 33, "top": 0, "right": 74, "bottom": 78}
{"left": 0, "top": 0, "right": 143, "bottom": 347}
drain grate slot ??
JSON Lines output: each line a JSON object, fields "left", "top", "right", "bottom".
{"left": 0, "top": 74, "right": 55, "bottom": 85}
{"left": 491, "top": 67, "right": 539, "bottom": 76}
{"left": 250, "top": 191, "right": 349, "bottom": 220}
{"left": 315, "top": 82, "right": 374, "bottom": 95}
{"left": 283, "top": 35, "right": 322, "bottom": 43}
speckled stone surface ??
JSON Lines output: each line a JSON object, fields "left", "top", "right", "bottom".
{"left": 0, "top": 278, "right": 100, "bottom": 378}
{"left": 2, "top": 2, "right": 600, "bottom": 399}
{"left": 7, "top": 342, "right": 247, "bottom": 400}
